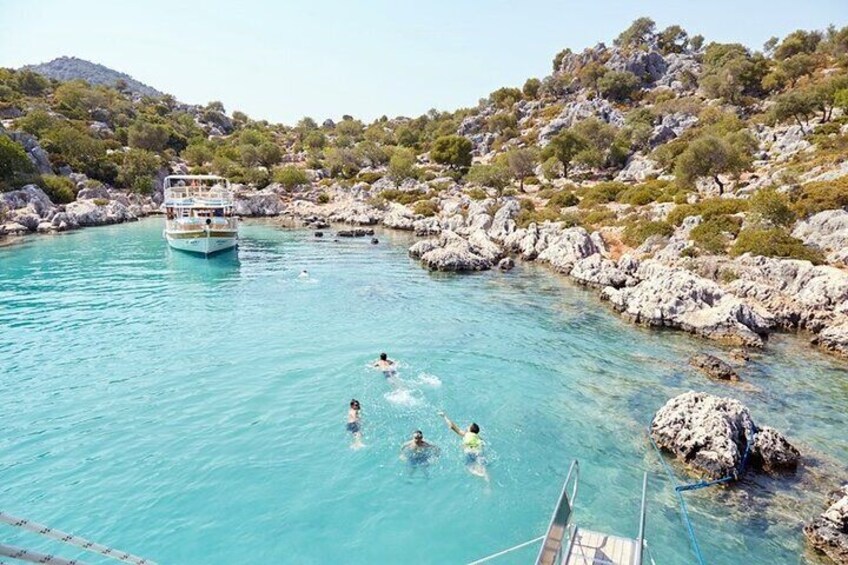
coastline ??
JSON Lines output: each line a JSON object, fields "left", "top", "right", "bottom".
{"left": 3, "top": 184, "right": 847, "bottom": 365}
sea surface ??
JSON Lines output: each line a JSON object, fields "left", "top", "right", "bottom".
{"left": 1, "top": 218, "right": 846, "bottom": 564}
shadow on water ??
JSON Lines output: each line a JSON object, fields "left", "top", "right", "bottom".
{"left": 164, "top": 246, "right": 241, "bottom": 284}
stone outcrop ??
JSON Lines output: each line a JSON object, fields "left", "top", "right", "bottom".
{"left": 689, "top": 353, "right": 739, "bottom": 381}
{"left": 382, "top": 203, "right": 416, "bottom": 230}
{"left": 602, "top": 261, "right": 773, "bottom": 346}
{"left": 536, "top": 227, "right": 600, "bottom": 273}
{"left": 792, "top": 210, "right": 848, "bottom": 266}
{"left": 234, "top": 190, "right": 285, "bottom": 216}
{"left": 409, "top": 230, "right": 502, "bottom": 272}
{"left": 805, "top": 485, "right": 848, "bottom": 564}
{"left": 651, "top": 391, "right": 799, "bottom": 480}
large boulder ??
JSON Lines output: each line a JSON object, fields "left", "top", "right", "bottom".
{"left": 2, "top": 184, "right": 55, "bottom": 217}
{"left": 792, "top": 209, "right": 848, "bottom": 265}
{"left": 605, "top": 49, "right": 668, "bottom": 82}
{"left": 64, "top": 199, "right": 136, "bottom": 227}
{"left": 651, "top": 391, "right": 799, "bottom": 480}
{"left": 409, "top": 230, "right": 502, "bottom": 272}
{"left": 488, "top": 199, "right": 520, "bottom": 241}
{"left": 382, "top": 203, "right": 416, "bottom": 231}
{"left": 536, "top": 227, "right": 600, "bottom": 273}
{"left": 814, "top": 322, "right": 848, "bottom": 359}
{"left": 233, "top": 191, "right": 285, "bottom": 216}
{"left": 804, "top": 485, "right": 848, "bottom": 564}
{"left": 569, "top": 254, "right": 629, "bottom": 288}
{"left": 602, "top": 261, "right": 774, "bottom": 346}
{"left": 725, "top": 255, "right": 848, "bottom": 332}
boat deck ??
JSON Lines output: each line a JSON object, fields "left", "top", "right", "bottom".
{"left": 564, "top": 529, "right": 639, "bottom": 565}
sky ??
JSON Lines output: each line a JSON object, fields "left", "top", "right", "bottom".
{"left": 1, "top": 0, "right": 845, "bottom": 125}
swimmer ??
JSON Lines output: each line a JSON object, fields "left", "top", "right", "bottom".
{"left": 373, "top": 352, "right": 397, "bottom": 377}
{"left": 298, "top": 269, "right": 309, "bottom": 278}
{"left": 347, "top": 399, "right": 364, "bottom": 449}
{"left": 439, "top": 411, "right": 489, "bottom": 481}
{"left": 400, "top": 430, "right": 440, "bottom": 476}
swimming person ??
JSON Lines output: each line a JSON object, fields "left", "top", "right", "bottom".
{"left": 439, "top": 411, "right": 489, "bottom": 480}
{"left": 298, "top": 269, "right": 309, "bottom": 278}
{"left": 400, "top": 430, "right": 440, "bottom": 476}
{"left": 347, "top": 399, "right": 363, "bottom": 449}
{"left": 373, "top": 352, "right": 397, "bottom": 377}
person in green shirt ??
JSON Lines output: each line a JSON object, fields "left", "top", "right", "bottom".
{"left": 439, "top": 411, "right": 488, "bottom": 481}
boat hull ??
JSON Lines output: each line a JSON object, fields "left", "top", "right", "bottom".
{"left": 165, "top": 231, "right": 238, "bottom": 255}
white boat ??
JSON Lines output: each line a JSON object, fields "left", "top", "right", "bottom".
{"left": 163, "top": 175, "right": 238, "bottom": 255}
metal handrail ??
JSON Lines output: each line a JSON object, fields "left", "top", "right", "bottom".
{"left": 635, "top": 472, "right": 649, "bottom": 565}
{"left": 535, "top": 460, "right": 579, "bottom": 565}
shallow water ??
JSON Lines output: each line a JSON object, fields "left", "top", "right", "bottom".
{"left": 1, "top": 219, "right": 846, "bottom": 564}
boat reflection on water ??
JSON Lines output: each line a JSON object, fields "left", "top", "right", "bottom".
{"left": 164, "top": 242, "right": 241, "bottom": 284}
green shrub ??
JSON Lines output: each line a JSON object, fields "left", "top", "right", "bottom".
{"left": 617, "top": 182, "right": 663, "bottom": 205}
{"left": 578, "top": 182, "right": 628, "bottom": 208}
{"left": 380, "top": 188, "right": 426, "bottom": 206}
{"left": 40, "top": 174, "right": 76, "bottom": 204}
{"left": 581, "top": 207, "right": 617, "bottom": 226}
{"left": 516, "top": 205, "right": 561, "bottom": 228}
{"left": 548, "top": 190, "right": 579, "bottom": 207}
{"left": 523, "top": 176, "right": 540, "bottom": 186}
{"left": 356, "top": 171, "right": 384, "bottom": 184}
{"left": 622, "top": 220, "right": 674, "bottom": 246}
{"left": 667, "top": 198, "right": 748, "bottom": 226}
{"left": 748, "top": 187, "right": 795, "bottom": 227}
{"left": 0, "top": 134, "right": 33, "bottom": 185}
{"left": 731, "top": 226, "right": 824, "bottom": 263}
{"left": 792, "top": 177, "right": 848, "bottom": 217}
{"left": 413, "top": 199, "right": 439, "bottom": 217}
{"left": 92, "top": 198, "right": 109, "bottom": 206}
{"left": 690, "top": 216, "right": 742, "bottom": 254}
{"left": 273, "top": 166, "right": 310, "bottom": 190}
{"left": 467, "top": 187, "right": 488, "bottom": 200}
{"left": 317, "top": 192, "right": 330, "bottom": 204}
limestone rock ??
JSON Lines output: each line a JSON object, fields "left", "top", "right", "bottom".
{"left": 606, "top": 49, "right": 667, "bottom": 82}
{"left": 814, "top": 323, "right": 848, "bottom": 359}
{"left": 651, "top": 391, "right": 798, "bottom": 480}
{"left": 602, "top": 261, "right": 773, "bottom": 346}
{"left": 792, "top": 209, "right": 848, "bottom": 263}
{"left": 804, "top": 485, "right": 848, "bottom": 564}
{"left": 498, "top": 257, "right": 515, "bottom": 271}
{"left": 382, "top": 203, "right": 416, "bottom": 231}
{"left": 234, "top": 190, "right": 285, "bottom": 216}
{"left": 689, "top": 353, "right": 739, "bottom": 381}
{"left": 409, "top": 230, "right": 502, "bottom": 272}
{"left": 536, "top": 227, "right": 599, "bottom": 273}
{"left": 569, "top": 254, "right": 629, "bottom": 288}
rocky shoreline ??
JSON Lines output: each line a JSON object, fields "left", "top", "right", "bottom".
{"left": 4, "top": 181, "right": 848, "bottom": 363}
{"left": 4, "top": 180, "right": 848, "bottom": 563}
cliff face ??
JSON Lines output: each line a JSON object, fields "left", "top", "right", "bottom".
{"left": 23, "top": 56, "right": 162, "bottom": 98}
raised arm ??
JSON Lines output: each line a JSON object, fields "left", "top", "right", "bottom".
{"left": 440, "top": 412, "right": 464, "bottom": 437}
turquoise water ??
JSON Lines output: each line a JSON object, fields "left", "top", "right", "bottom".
{"left": 1, "top": 219, "right": 846, "bottom": 564}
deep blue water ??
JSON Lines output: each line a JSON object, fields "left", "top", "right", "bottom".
{"left": 1, "top": 218, "right": 846, "bottom": 564}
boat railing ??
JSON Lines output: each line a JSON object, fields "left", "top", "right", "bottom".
{"left": 166, "top": 218, "right": 238, "bottom": 231}
{"left": 635, "top": 471, "right": 649, "bottom": 565}
{"left": 164, "top": 187, "right": 234, "bottom": 204}
{"left": 535, "top": 460, "right": 579, "bottom": 565}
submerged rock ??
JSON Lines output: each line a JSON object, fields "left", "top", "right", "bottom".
{"left": 689, "top": 353, "right": 739, "bottom": 381}
{"left": 498, "top": 257, "right": 515, "bottom": 271}
{"left": 804, "top": 485, "right": 848, "bottom": 564}
{"left": 651, "top": 391, "right": 799, "bottom": 480}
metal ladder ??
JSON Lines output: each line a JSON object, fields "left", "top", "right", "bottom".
{"left": 469, "top": 461, "right": 649, "bottom": 565}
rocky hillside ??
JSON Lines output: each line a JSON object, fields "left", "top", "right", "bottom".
{"left": 1, "top": 18, "right": 848, "bottom": 361}
{"left": 23, "top": 56, "right": 162, "bottom": 98}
